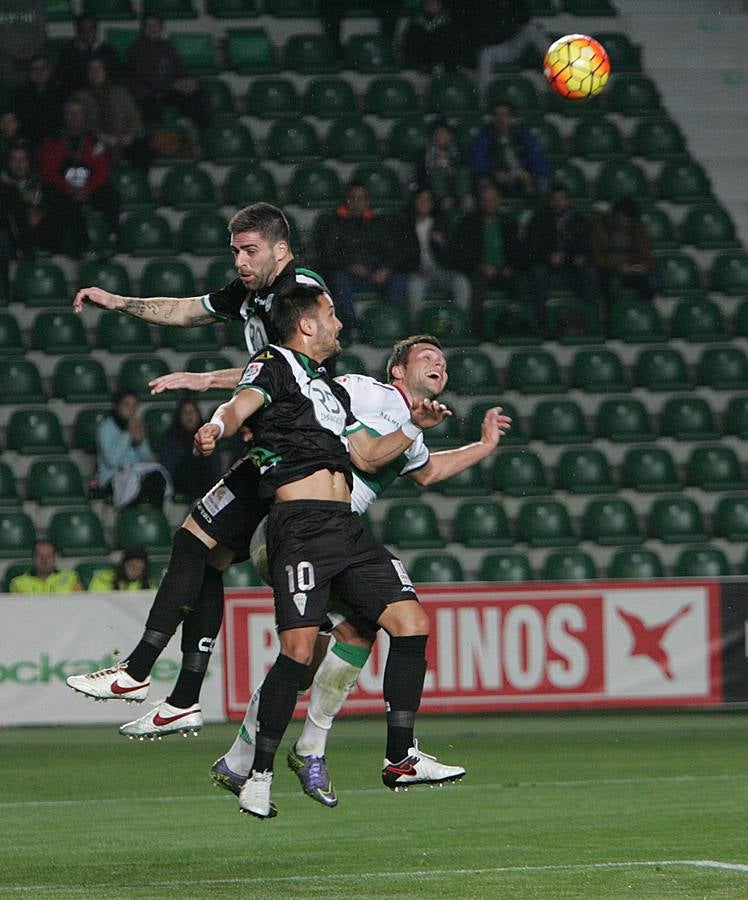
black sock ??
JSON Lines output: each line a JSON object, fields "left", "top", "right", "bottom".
{"left": 125, "top": 629, "right": 170, "bottom": 683}
{"left": 252, "top": 653, "right": 309, "bottom": 773}
{"left": 384, "top": 634, "right": 427, "bottom": 763}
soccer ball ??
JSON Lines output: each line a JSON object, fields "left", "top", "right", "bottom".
{"left": 543, "top": 34, "right": 610, "bottom": 101}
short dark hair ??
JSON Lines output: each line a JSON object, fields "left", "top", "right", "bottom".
{"left": 270, "top": 285, "right": 327, "bottom": 343}
{"left": 228, "top": 203, "right": 290, "bottom": 246}
{"left": 75, "top": 14, "right": 97, "bottom": 28}
{"left": 386, "top": 334, "right": 443, "bottom": 380}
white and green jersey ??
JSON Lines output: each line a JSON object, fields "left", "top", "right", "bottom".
{"left": 336, "top": 374, "right": 430, "bottom": 515}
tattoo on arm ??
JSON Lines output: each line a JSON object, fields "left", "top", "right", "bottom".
{"left": 190, "top": 312, "right": 218, "bottom": 326}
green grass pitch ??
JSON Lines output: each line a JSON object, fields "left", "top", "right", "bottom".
{"left": 2, "top": 713, "right": 748, "bottom": 898}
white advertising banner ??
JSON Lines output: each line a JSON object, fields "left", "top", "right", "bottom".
{"left": 0, "top": 591, "right": 224, "bottom": 726}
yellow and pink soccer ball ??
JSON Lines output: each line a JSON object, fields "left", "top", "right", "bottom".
{"left": 543, "top": 34, "right": 610, "bottom": 101}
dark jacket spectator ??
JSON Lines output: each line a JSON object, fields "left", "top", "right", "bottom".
{"left": 414, "top": 118, "right": 472, "bottom": 215}
{"left": 158, "top": 396, "right": 222, "bottom": 503}
{"left": 12, "top": 54, "right": 64, "bottom": 145}
{"left": 591, "top": 197, "right": 655, "bottom": 301}
{"left": 0, "top": 171, "right": 33, "bottom": 301}
{"left": 55, "top": 14, "right": 122, "bottom": 99}
{"left": 0, "top": 110, "right": 22, "bottom": 166}
{"left": 400, "top": 0, "right": 467, "bottom": 72}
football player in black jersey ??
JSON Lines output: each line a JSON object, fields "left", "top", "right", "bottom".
{"left": 194, "top": 285, "right": 464, "bottom": 819}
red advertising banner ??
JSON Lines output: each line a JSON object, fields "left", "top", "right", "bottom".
{"left": 222, "top": 581, "right": 723, "bottom": 719}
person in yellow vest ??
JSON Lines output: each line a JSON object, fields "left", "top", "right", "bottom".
{"left": 9, "top": 540, "right": 82, "bottom": 594}
{"left": 88, "top": 547, "right": 155, "bottom": 592}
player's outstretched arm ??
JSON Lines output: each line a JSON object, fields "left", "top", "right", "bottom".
{"left": 73, "top": 285, "right": 216, "bottom": 327}
{"left": 408, "top": 405, "right": 512, "bottom": 486}
{"left": 348, "top": 398, "right": 451, "bottom": 473}
{"left": 194, "top": 388, "right": 264, "bottom": 456}
{"left": 149, "top": 368, "right": 244, "bottom": 395}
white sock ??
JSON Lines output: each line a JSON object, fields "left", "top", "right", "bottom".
{"left": 223, "top": 684, "right": 261, "bottom": 775}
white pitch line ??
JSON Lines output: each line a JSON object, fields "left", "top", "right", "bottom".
{"left": 1, "top": 860, "right": 747, "bottom": 894}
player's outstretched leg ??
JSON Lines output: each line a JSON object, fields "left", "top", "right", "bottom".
{"left": 210, "top": 684, "right": 261, "bottom": 796}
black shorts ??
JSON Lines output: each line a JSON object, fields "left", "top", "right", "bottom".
{"left": 267, "top": 499, "right": 418, "bottom": 632}
{"left": 190, "top": 455, "right": 271, "bottom": 561}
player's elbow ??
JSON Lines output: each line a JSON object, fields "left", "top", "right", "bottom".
{"left": 352, "top": 454, "right": 378, "bottom": 474}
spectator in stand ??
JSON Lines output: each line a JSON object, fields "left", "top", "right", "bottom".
{"left": 458, "top": 180, "right": 528, "bottom": 336}
{"left": 40, "top": 98, "right": 121, "bottom": 253}
{"left": 398, "top": 187, "right": 473, "bottom": 321}
{"left": 75, "top": 55, "right": 153, "bottom": 171}
{"left": 126, "top": 14, "right": 208, "bottom": 131}
{"left": 526, "top": 183, "right": 603, "bottom": 334}
{"left": 414, "top": 117, "right": 472, "bottom": 216}
{"left": 0, "top": 110, "right": 22, "bottom": 166}
{"left": 12, "top": 54, "right": 64, "bottom": 146}
{"left": 88, "top": 547, "right": 155, "bottom": 592}
{"left": 158, "top": 395, "right": 222, "bottom": 503}
{"left": 321, "top": 1, "right": 399, "bottom": 61}
{"left": 591, "top": 197, "right": 656, "bottom": 304}
{"left": 400, "top": 0, "right": 467, "bottom": 73}
{"left": 318, "top": 181, "right": 408, "bottom": 335}
{"left": 0, "top": 0, "right": 46, "bottom": 88}
{"left": 0, "top": 163, "right": 34, "bottom": 301}
{"left": 469, "top": 101, "right": 548, "bottom": 199}
{"left": 8, "top": 540, "right": 82, "bottom": 594}
{"left": 97, "top": 389, "right": 172, "bottom": 510}
{"left": 54, "top": 15, "right": 122, "bottom": 100}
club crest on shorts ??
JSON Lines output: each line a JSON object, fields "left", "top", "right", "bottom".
{"left": 293, "top": 592, "right": 308, "bottom": 616}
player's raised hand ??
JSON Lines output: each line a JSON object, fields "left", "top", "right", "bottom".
{"left": 410, "top": 397, "right": 452, "bottom": 430}
{"left": 72, "top": 286, "right": 122, "bottom": 314}
{"left": 194, "top": 423, "right": 221, "bottom": 456}
{"left": 480, "top": 406, "right": 512, "bottom": 449}
{"left": 150, "top": 371, "right": 212, "bottom": 395}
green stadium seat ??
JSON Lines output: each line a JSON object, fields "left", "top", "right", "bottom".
{"left": 30, "top": 311, "right": 89, "bottom": 355}
{"left": 143, "top": 405, "right": 176, "bottom": 449}
{"left": 161, "top": 165, "right": 216, "bottom": 210}
{"left": 608, "top": 548, "right": 664, "bottom": 580}
{"left": 78, "top": 260, "right": 133, "bottom": 296}
{"left": 49, "top": 509, "right": 108, "bottom": 556}
{"left": 660, "top": 396, "right": 719, "bottom": 441}
{"left": 542, "top": 549, "right": 597, "bottom": 582}
{"left": 714, "top": 495, "right": 748, "bottom": 542}
{"left": 431, "top": 465, "right": 489, "bottom": 498}
{"left": 630, "top": 118, "right": 686, "bottom": 161}
{"left": 365, "top": 77, "right": 419, "bottom": 117}
{"left": 675, "top": 547, "right": 730, "bottom": 578}
{"left": 485, "top": 77, "right": 542, "bottom": 114}
{"left": 53, "top": 357, "right": 109, "bottom": 402}
{"left": 266, "top": 119, "right": 321, "bottom": 163}
{"left": 724, "top": 396, "right": 748, "bottom": 437}
{"left": 351, "top": 163, "right": 403, "bottom": 210}
{"left": 0, "top": 512, "right": 36, "bottom": 559}
{"left": 266, "top": 0, "right": 317, "bottom": 13}
{"left": 141, "top": 259, "right": 196, "bottom": 298}
{"left": 0, "top": 358, "right": 43, "bottom": 403}
{"left": 493, "top": 450, "right": 551, "bottom": 496}
{"left": 224, "top": 165, "right": 279, "bottom": 207}
{"left": 143, "top": 0, "right": 196, "bottom": 17}
{"left": 670, "top": 298, "right": 727, "bottom": 342}
{"left": 698, "top": 346, "right": 748, "bottom": 390}
{"left": 621, "top": 447, "right": 680, "bottom": 492}
{"left": 288, "top": 164, "right": 342, "bottom": 209}
{"left": 545, "top": 297, "right": 604, "bottom": 344}
{"left": 453, "top": 500, "right": 512, "bottom": 547}
{"left": 527, "top": 119, "right": 565, "bottom": 163}
{"left": 345, "top": 33, "right": 398, "bottom": 74}
{"left": 687, "top": 446, "right": 745, "bottom": 492}
{"left": 710, "top": 252, "right": 748, "bottom": 295}
{"left": 116, "top": 505, "right": 172, "bottom": 553}
{"left": 110, "top": 166, "right": 154, "bottom": 211}
{"left": 734, "top": 300, "right": 748, "bottom": 339}
{"left": 185, "top": 354, "right": 234, "bottom": 396}
{"left": 505, "top": 349, "right": 564, "bottom": 394}
{"left": 453, "top": 116, "right": 483, "bottom": 156}
{"left": 358, "top": 304, "right": 410, "bottom": 348}
{"left": 7, "top": 409, "right": 65, "bottom": 455}
{"left": 633, "top": 347, "right": 691, "bottom": 391}
{"left": 44, "top": 0, "right": 73, "bottom": 19}
{"left": 381, "top": 501, "right": 445, "bottom": 549}
{"left": 13, "top": 261, "right": 67, "bottom": 307}
{"left": 88, "top": 0, "right": 135, "bottom": 17}
{"left": 326, "top": 117, "right": 379, "bottom": 162}
{"left": 428, "top": 73, "right": 478, "bottom": 115}
{"left": 549, "top": 161, "right": 589, "bottom": 201}
{"left": 223, "top": 559, "right": 264, "bottom": 587}
{"left": 386, "top": 118, "right": 427, "bottom": 163}
{"left": 106, "top": 26, "right": 138, "bottom": 60}
{"left": 479, "top": 551, "right": 533, "bottom": 582}
{"left": 581, "top": 498, "right": 643, "bottom": 545}
{"left": 562, "top": 0, "right": 616, "bottom": 13}
{"left": 0, "top": 312, "right": 22, "bottom": 355}
{"left": 416, "top": 305, "right": 477, "bottom": 348}
{"left": 118, "top": 356, "right": 170, "bottom": 398}
{"left": 571, "top": 117, "right": 625, "bottom": 160}
{"left": 483, "top": 297, "right": 541, "bottom": 345}
{"left": 202, "top": 120, "right": 255, "bottom": 165}
{"left": 422, "top": 414, "right": 462, "bottom": 449}
{"left": 226, "top": 28, "right": 279, "bottom": 74}
{"left": 120, "top": 212, "right": 174, "bottom": 257}
{"left": 179, "top": 212, "right": 228, "bottom": 255}
{"left": 532, "top": 399, "right": 590, "bottom": 443}
{"left": 596, "top": 398, "right": 655, "bottom": 442}
{"left": 595, "top": 32, "right": 641, "bottom": 72}
{"left": 381, "top": 477, "right": 421, "bottom": 500}
{"left": 607, "top": 76, "right": 662, "bottom": 116}
{"left": 569, "top": 348, "right": 628, "bottom": 392}
{"left": 283, "top": 34, "right": 341, "bottom": 75}
{"left": 27, "top": 459, "right": 86, "bottom": 505}
{"left": 466, "top": 400, "right": 526, "bottom": 445}
{"left": 658, "top": 161, "right": 711, "bottom": 204}
{"left": 201, "top": 78, "right": 235, "bottom": 118}
{"left": 304, "top": 78, "right": 356, "bottom": 118}
{"left": 162, "top": 323, "right": 220, "bottom": 352}
{"left": 681, "top": 207, "right": 739, "bottom": 250}
{"left": 545, "top": 90, "right": 605, "bottom": 120}
{"left": 0, "top": 462, "right": 21, "bottom": 508}
{"left": 608, "top": 297, "right": 667, "bottom": 342}
{"left": 528, "top": 0, "right": 557, "bottom": 13}
{"left": 596, "top": 160, "right": 650, "bottom": 204}
{"left": 247, "top": 78, "right": 299, "bottom": 120}
{"left": 655, "top": 252, "right": 703, "bottom": 297}
{"left": 409, "top": 553, "right": 464, "bottom": 582}
{"left": 169, "top": 33, "right": 216, "bottom": 76}
{"left": 444, "top": 349, "right": 499, "bottom": 395}
{"left": 335, "top": 351, "right": 368, "bottom": 376}
{"left": 73, "top": 560, "right": 114, "bottom": 589}
{"left": 206, "top": 0, "right": 256, "bottom": 15}
{"left": 649, "top": 496, "right": 708, "bottom": 543}
{"left": 516, "top": 499, "right": 576, "bottom": 547}
{"left": 73, "top": 407, "right": 109, "bottom": 453}
{"left": 640, "top": 207, "right": 679, "bottom": 250}
{"left": 555, "top": 448, "right": 616, "bottom": 494}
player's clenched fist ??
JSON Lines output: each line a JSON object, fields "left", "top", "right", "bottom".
{"left": 410, "top": 397, "right": 451, "bottom": 430}
{"left": 194, "top": 423, "right": 222, "bottom": 456}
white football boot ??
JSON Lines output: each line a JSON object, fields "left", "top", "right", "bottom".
{"left": 66, "top": 663, "right": 149, "bottom": 703}
{"left": 239, "top": 770, "right": 276, "bottom": 819}
{"left": 382, "top": 739, "right": 466, "bottom": 792}
{"left": 119, "top": 700, "right": 202, "bottom": 740}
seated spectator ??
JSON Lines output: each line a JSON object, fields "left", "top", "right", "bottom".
{"left": 0, "top": 0, "right": 46, "bottom": 88}
{"left": 12, "top": 54, "right": 64, "bottom": 146}
{"left": 88, "top": 547, "right": 155, "bottom": 592}
{"left": 158, "top": 395, "right": 222, "bottom": 503}
{"left": 526, "top": 183, "right": 603, "bottom": 334}
{"left": 319, "top": 181, "right": 408, "bottom": 335}
{"left": 0, "top": 165, "right": 34, "bottom": 301}
{"left": 97, "top": 390, "right": 172, "bottom": 510}
{"left": 414, "top": 118, "right": 472, "bottom": 216}
{"left": 469, "top": 101, "right": 548, "bottom": 199}
{"left": 0, "top": 110, "right": 22, "bottom": 166}
{"left": 400, "top": 0, "right": 468, "bottom": 73}
{"left": 458, "top": 181, "right": 528, "bottom": 335}
{"left": 55, "top": 14, "right": 122, "bottom": 100}
{"left": 398, "top": 187, "right": 473, "bottom": 320}
{"left": 8, "top": 540, "right": 82, "bottom": 594}
{"left": 591, "top": 197, "right": 655, "bottom": 303}
{"left": 75, "top": 55, "right": 153, "bottom": 171}
{"left": 126, "top": 14, "right": 208, "bottom": 131}
{"left": 40, "top": 98, "right": 121, "bottom": 253}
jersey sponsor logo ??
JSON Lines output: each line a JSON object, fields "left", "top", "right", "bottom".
{"left": 292, "top": 592, "right": 308, "bottom": 616}
{"left": 243, "top": 316, "right": 268, "bottom": 354}
{"left": 240, "top": 362, "right": 264, "bottom": 385}
{"left": 198, "top": 637, "right": 216, "bottom": 653}
{"left": 201, "top": 482, "right": 236, "bottom": 517}
{"left": 308, "top": 380, "right": 346, "bottom": 434}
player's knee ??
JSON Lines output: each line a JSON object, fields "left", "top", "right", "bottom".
{"left": 279, "top": 630, "right": 317, "bottom": 665}
{"left": 332, "top": 617, "right": 376, "bottom": 648}
{"left": 379, "top": 600, "right": 429, "bottom": 638}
